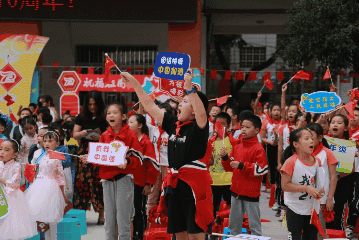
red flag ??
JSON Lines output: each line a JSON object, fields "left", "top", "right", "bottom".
{"left": 199, "top": 67, "right": 204, "bottom": 75}
{"left": 210, "top": 70, "right": 218, "bottom": 79}
{"left": 323, "top": 67, "right": 331, "bottom": 81}
{"left": 293, "top": 70, "right": 310, "bottom": 80}
{"left": 264, "top": 79, "right": 274, "bottom": 90}
{"left": 48, "top": 150, "right": 66, "bottom": 160}
{"left": 224, "top": 71, "right": 232, "bottom": 80}
{"left": 247, "top": 71, "right": 257, "bottom": 82}
{"left": 75, "top": 67, "right": 82, "bottom": 74}
{"left": 88, "top": 67, "right": 95, "bottom": 74}
{"left": 24, "top": 163, "right": 36, "bottom": 183}
{"left": 216, "top": 120, "right": 225, "bottom": 139}
{"left": 235, "top": 71, "right": 244, "bottom": 81}
{"left": 147, "top": 67, "right": 154, "bottom": 75}
{"left": 262, "top": 71, "right": 271, "bottom": 83}
{"left": 216, "top": 95, "right": 231, "bottom": 106}
{"left": 349, "top": 88, "right": 359, "bottom": 101}
{"left": 105, "top": 55, "right": 117, "bottom": 84}
{"left": 311, "top": 209, "right": 327, "bottom": 238}
{"left": 344, "top": 100, "right": 358, "bottom": 119}
{"left": 126, "top": 67, "right": 133, "bottom": 72}
{"left": 277, "top": 71, "right": 284, "bottom": 81}
{"left": 269, "top": 184, "right": 276, "bottom": 208}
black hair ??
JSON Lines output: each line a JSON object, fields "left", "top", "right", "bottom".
{"left": 83, "top": 90, "right": 106, "bottom": 120}
{"left": 42, "top": 113, "right": 53, "bottom": 124}
{"left": 43, "top": 130, "right": 60, "bottom": 143}
{"left": 226, "top": 105, "right": 240, "bottom": 118}
{"left": 269, "top": 103, "right": 281, "bottom": 111}
{"left": 4, "top": 139, "right": 20, "bottom": 154}
{"left": 211, "top": 105, "right": 221, "bottom": 110}
{"left": 282, "top": 128, "right": 307, "bottom": 163}
{"left": 29, "top": 103, "right": 37, "bottom": 109}
{"left": 294, "top": 112, "right": 311, "bottom": 124}
{"left": 215, "top": 112, "right": 231, "bottom": 126}
{"left": 0, "top": 118, "right": 6, "bottom": 129}
{"left": 195, "top": 91, "right": 209, "bottom": 111}
{"left": 355, "top": 107, "right": 359, "bottom": 112}
{"left": 305, "top": 123, "right": 330, "bottom": 149}
{"left": 50, "top": 123, "right": 65, "bottom": 145}
{"left": 63, "top": 121, "right": 75, "bottom": 141}
{"left": 330, "top": 114, "right": 349, "bottom": 140}
{"left": 158, "top": 102, "right": 173, "bottom": 115}
{"left": 132, "top": 114, "right": 149, "bottom": 136}
{"left": 238, "top": 110, "right": 254, "bottom": 122}
{"left": 62, "top": 111, "right": 71, "bottom": 120}
{"left": 37, "top": 106, "right": 50, "bottom": 115}
{"left": 38, "top": 95, "right": 54, "bottom": 107}
{"left": 39, "top": 126, "right": 52, "bottom": 132}
{"left": 166, "top": 98, "right": 179, "bottom": 108}
{"left": 288, "top": 104, "right": 299, "bottom": 112}
{"left": 20, "top": 107, "right": 32, "bottom": 116}
{"left": 65, "top": 116, "right": 76, "bottom": 122}
{"left": 242, "top": 114, "right": 261, "bottom": 129}
{"left": 20, "top": 116, "right": 37, "bottom": 128}
{"left": 105, "top": 102, "right": 125, "bottom": 116}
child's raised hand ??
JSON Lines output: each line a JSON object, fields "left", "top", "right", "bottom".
{"left": 282, "top": 83, "right": 287, "bottom": 93}
{"left": 230, "top": 161, "right": 240, "bottom": 169}
{"left": 257, "top": 91, "right": 262, "bottom": 98}
{"left": 184, "top": 68, "right": 194, "bottom": 90}
{"left": 90, "top": 135, "right": 101, "bottom": 141}
{"left": 79, "top": 154, "right": 88, "bottom": 164}
{"left": 329, "top": 84, "right": 338, "bottom": 93}
{"left": 306, "top": 186, "right": 320, "bottom": 199}
{"left": 121, "top": 72, "right": 137, "bottom": 84}
{"left": 219, "top": 147, "right": 227, "bottom": 158}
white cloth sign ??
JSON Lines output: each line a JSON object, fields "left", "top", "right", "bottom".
{"left": 87, "top": 141, "right": 128, "bottom": 166}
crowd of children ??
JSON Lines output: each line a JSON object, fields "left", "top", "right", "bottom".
{"left": 1, "top": 72, "right": 359, "bottom": 240}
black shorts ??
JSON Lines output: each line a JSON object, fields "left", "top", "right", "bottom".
{"left": 167, "top": 179, "right": 204, "bottom": 234}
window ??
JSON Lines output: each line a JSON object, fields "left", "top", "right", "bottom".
{"left": 240, "top": 47, "right": 266, "bottom": 68}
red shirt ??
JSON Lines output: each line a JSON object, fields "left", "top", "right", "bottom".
{"left": 222, "top": 136, "right": 268, "bottom": 198}
{"left": 98, "top": 124, "right": 142, "bottom": 180}
{"left": 133, "top": 134, "right": 159, "bottom": 187}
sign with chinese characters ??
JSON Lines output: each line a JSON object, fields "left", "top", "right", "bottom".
{"left": 57, "top": 71, "right": 81, "bottom": 116}
{"left": 0, "top": 34, "right": 48, "bottom": 118}
{"left": 154, "top": 52, "right": 191, "bottom": 80}
{"left": 0, "top": 185, "right": 10, "bottom": 219}
{"left": 300, "top": 91, "right": 341, "bottom": 113}
{"left": 87, "top": 141, "right": 129, "bottom": 166}
{"left": 324, "top": 136, "right": 356, "bottom": 173}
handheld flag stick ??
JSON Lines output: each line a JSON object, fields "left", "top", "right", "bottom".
{"left": 134, "top": 101, "right": 140, "bottom": 107}
{"left": 49, "top": 150, "right": 81, "bottom": 158}
{"left": 286, "top": 76, "right": 294, "bottom": 85}
{"left": 260, "top": 84, "right": 265, "bottom": 92}
{"left": 105, "top": 53, "right": 122, "bottom": 73}
{"left": 327, "top": 66, "right": 334, "bottom": 85}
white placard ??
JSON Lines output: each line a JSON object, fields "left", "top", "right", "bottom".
{"left": 87, "top": 141, "right": 128, "bottom": 166}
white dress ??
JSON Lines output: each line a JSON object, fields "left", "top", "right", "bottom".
{"left": 0, "top": 160, "right": 37, "bottom": 239}
{"left": 25, "top": 154, "right": 66, "bottom": 223}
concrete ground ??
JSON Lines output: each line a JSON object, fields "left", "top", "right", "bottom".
{"left": 81, "top": 190, "right": 289, "bottom": 240}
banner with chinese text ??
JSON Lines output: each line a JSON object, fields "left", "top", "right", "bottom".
{"left": 87, "top": 141, "right": 128, "bottom": 166}
{"left": 324, "top": 136, "right": 356, "bottom": 173}
{"left": 0, "top": 34, "right": 49, "bottom": 117}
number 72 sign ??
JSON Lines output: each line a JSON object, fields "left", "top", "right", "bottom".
{"left": 87, "top": 141, "right": 128, "bottom": 166}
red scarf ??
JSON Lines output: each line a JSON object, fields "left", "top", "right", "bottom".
{"left": 311, "top": 142, "right": 324, "bottom": 156}
{"left": 175, "top": 121, "right": 194, "bottom": 136}
{"left": 349, "top": 126, "right": 359, "bottom": 137}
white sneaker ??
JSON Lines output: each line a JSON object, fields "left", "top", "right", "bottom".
{"left": 272, "top": 203, "right": 280, "bottom": 211}
{"left": 261, "top": 186, "right": 266, "bottom": 192}
{"left": 278, "top": 209, "right": 286, "bottom": 222}
{"left": 345, "top": 228, "right": 353, "bottom": 238}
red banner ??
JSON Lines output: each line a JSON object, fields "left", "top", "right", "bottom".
{"left": 77, "top": 74, "right": 151, "bottom": 92}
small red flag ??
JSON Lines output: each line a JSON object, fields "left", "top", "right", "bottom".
{"left": 344, "top": 100, "right": 358, "bottom": 119}
{"left": 323, "top": 67, "right": 331, "bottom": 81}
{"left": 126, "top": 67, "right": 133, "bottom": 72}
{"left": 247, "top": 71, "right": 257, "bottom": 82}
{"left": 105, "top": 55, "right": 117, "bottom": 84}
{"left": 293, "top": 70, "right": 310, "bottom": 80}
{"left": 210, "top": 70, "right": 218, "bottom": 79}
{"left": 216, "top": 95, "right": 231, "bottom": 106}
{"left": 264, "top": 79, "right": 274, "bottom": 90}
{"left": 147, "top": 67, "right": 154, "bottom": 75}
{"left": 235, "top": 71, "right": 244, "bottom": 81}
{"left": 48, "top": 150, "right": 66, "bottom": 160}
{"left": 216, "top": 120, "right": 225, "bottom": 139}
{"left": 224, "top": 71, "right": 232, "bottom": 80}
{"left": 349, "top": 88, "right": 359, "bottom": 101}
{"left": 24, "top": 163, "right": 36, "bottom": 183}
{"left": 75, "top": 67, "right": 82, "bottom": 74}
{"left": 88, "top": 67, "right": 95, "bottom": 74}
{"left": 262, "top": 71, "right": 271, "bottom": 83}
{"left": 311, "top": 209, "right": 327, "bottom": 238}
{"left": 199, "top": 68, "right": 204, "bottom": 75}
{"left": 277, "top": 71, "right": 284, "bottom": 81}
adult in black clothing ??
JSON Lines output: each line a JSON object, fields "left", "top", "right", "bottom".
{"left": 73, "top": 91, "right": 108, "bottom": 225}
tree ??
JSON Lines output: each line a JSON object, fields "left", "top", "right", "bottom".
{"left": 278, "top": 0, "right": 359, "bottom": 75}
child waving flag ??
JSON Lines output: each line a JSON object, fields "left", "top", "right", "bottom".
{"left": 121, "top": 69, "right": 214, "bottom": 239}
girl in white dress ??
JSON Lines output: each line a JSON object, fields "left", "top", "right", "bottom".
{"left": 26, "top": 131, "right": 70, "bottom": 240}
{"left": 0, "top": 139, "right": 37, "bottom": 240}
